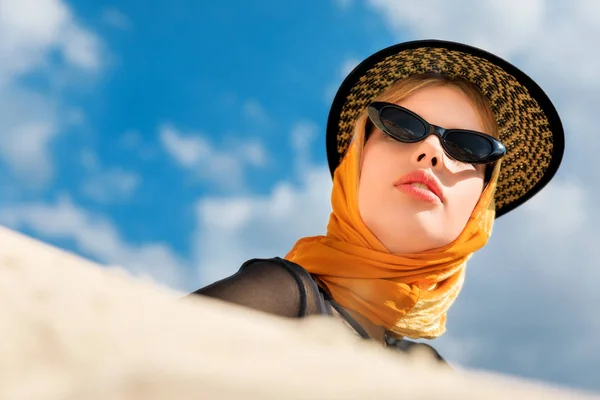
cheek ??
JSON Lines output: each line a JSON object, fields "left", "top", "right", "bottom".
{"left": 358, "top": 146, "right": 393, "bottom": 218}
{"left": 358, "top": 152, "right": 378, "bottom": 211}
{"left": 448, "top": 178, "right": 485, "bottom": 222}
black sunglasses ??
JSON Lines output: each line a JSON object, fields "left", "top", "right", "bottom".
{"left": 366, "top": 101, "right": 506, "bottom": 165}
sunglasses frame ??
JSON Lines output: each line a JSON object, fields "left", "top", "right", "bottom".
{"left": 366, "top": 101, "right": 507, "bottom": 165}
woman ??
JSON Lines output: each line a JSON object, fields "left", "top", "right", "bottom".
{"left": 190, "top": 40, "right": 564, "bottom": 361}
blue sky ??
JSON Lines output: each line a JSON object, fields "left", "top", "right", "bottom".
{"left": 1, "top": 0, "right": 600, "bottom": 394}
{"left": 4, "top": 0, "right": 393, "bottom": 260}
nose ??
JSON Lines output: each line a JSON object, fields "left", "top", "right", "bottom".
{"left": 411, "top": 135, "right": 445, "bottom": 169}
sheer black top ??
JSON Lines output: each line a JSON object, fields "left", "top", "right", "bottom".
{"left": 191, "top": 257, "right": 329, "bottom": 317}
{"left": 190, "top": 257, "right": 448, "bottom": 365}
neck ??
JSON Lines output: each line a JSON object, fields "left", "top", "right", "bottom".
{"left": 345, "top": 307, "right": 386, "bottom": 344}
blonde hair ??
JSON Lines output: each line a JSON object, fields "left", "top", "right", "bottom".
{"left": 352, "top": 73, "right": 499, "bottom": 167}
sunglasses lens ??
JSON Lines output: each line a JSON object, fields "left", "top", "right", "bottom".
{"left": 379, "top": 107, "right": 426, "bottom": 141}
{"left": 444, "top": 132, "right": 494, "bottom": 162}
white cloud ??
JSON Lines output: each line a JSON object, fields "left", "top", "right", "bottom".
{"left": 290, "top": 121, "right": 319, "bottom": 174}
{"left": 194, "top": 165, "right": 332, "bottom": 285}
{"left": 0, "top": 121, "right": 56, "bottom": 185}
{"left": 291, "top": 122, "right": 318, "bottom": 154}
{"left": 159, "top": 124, "right": 269, "bottom": 191}
{"left": 242, "top": 99, "right": 271, "bottom": 126}
{"left": 0, "top": 0, "right": 102, "bottom": 82}
{"left": 520, "top": 179, "right": 587, "bottom": 241}
{"left": 101, "top": 7, "right": 132, "bottom": 30}
{"left": 82, "top": 168, "right": 141, "bottom": 204}
{"left": 160, "top": 125, "right": 211, "bottom": 168}
{"left": 0, "top": 87, "right": 59, "bottom": 185}
{"left": 0, "top": 0, "right": 103, "bottom": 186}
{"left": 78, "top": 148, "right": 141, "bottom": 203}
{"left": 365, "top": 0, "right": 544, "bottom": 59}
{"left": 59, "top": 23, "right": 102, "bottom": 70}
{"left": 340, "top": 58, "right": 359, "bottom": 76}
{"left": 241, "top": 140, "right": 267, "bottom": 167}
{"left": 192, "top": 121, "right": 330, "bottom": 284}
{"left": 0, "top": 195, "right": 188, "bottom": 290}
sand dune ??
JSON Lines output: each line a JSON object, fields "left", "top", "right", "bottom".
{"left": 0, "top": 225, "right": 597, "bottom": 399}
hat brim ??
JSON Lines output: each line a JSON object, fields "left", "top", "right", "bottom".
{"left": 326, "top": 39, "right": 565, "bottom": 218}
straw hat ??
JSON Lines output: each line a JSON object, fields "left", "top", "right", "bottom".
{"left": 326, "top": 39, "right": 565, "bottom": 217}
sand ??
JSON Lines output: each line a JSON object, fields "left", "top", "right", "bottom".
{"left": 0, "top": 225, "right": 597, "bottom": 399}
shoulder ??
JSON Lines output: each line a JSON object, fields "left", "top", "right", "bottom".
{"left": 190, "top": 257, "right": 327, "bottom": 318}
{"left": 240, "top": 257, "right": 328, "bottom": 316}
{"left": 240, "top": 257, "right": 313, "bottom": 289}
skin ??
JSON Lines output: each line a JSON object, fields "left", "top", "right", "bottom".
{"left": 358, "top": 85, "right": 488, "bottom": 255}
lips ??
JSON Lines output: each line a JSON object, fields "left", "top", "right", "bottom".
{"left": 394, "top": 170, "right": 445, "bottom": 203}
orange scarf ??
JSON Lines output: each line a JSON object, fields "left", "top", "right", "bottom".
{"left": 285, "top": 141, "right": 499, "bottom": 339}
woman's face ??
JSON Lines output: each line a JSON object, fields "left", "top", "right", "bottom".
{"left": 358, "top": 85, "right": 488, "bottom": 254}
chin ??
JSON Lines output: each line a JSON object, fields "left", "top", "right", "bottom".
{"left": 380, "top": 216, "right": 454, "bottom": 254}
